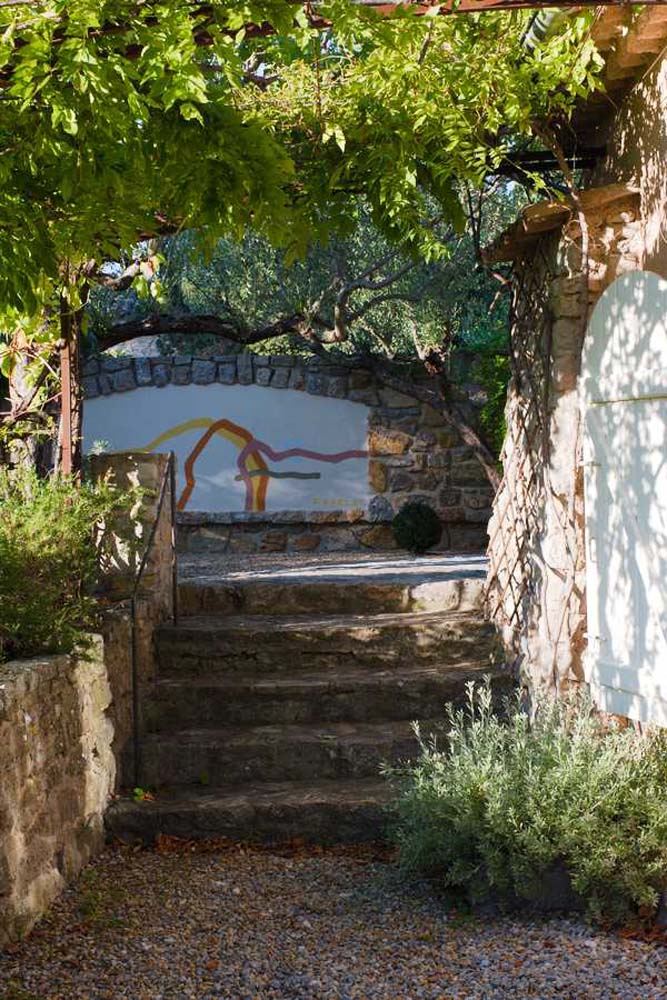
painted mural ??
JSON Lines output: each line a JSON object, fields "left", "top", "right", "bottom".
{"left": 83, "top": 384, "right": 370, "bottom": 513}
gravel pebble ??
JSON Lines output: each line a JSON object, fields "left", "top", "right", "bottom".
{"left": 1, "top": 845, "right": 665, "bottom": 1000}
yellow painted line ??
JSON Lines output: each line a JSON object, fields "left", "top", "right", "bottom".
{"left": 140, "top": 416, "right": 266, "bottom": 511}
{"left": 140, "top": 418, "right": 215, "bottom": 453}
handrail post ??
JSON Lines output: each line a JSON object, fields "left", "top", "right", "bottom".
{"left": 170, "top": 451, "right": 178, "bottom": 625}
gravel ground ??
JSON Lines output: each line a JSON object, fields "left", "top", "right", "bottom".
{"left": 1, "top": 845, "right": 666, "bottom": 1000}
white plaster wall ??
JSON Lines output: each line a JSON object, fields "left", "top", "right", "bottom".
{"left": 83, "top": 384, "right": 370, "bottom": 513}
{"left": 581, "top": 271, "right": 667, "bottom": 724}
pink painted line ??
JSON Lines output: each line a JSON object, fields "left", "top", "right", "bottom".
{"left": 233, "top": 438, "right": 367, "bottom": 512}
{"left": 239, "top": 439, "right": 368, "bottom": 469}
{"left": 235, "top": 452, "right": 254, "bottom": 511}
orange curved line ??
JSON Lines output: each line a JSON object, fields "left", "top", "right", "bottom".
{"left": 246, "top": 450, "right": 268, "bottom": 511}
{"left": 179, "top": 418, "right": 268, "bottom": 511}
{"left": 256, "top": 468, "right": 269, "bottom": 510}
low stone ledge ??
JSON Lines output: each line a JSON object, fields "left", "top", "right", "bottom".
{"left": 177, "top": 515, "right": 489, "bottom": 556}
{"left": 0, "top": 638, "right": 119, "bottom": 948}
{"left": 177, "top": 508, "right": 368, "bottom": 526}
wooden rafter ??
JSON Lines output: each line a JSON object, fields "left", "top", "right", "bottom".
{"left": 225, "top": 1, "right": 667, "bottom": 38}
{"left": 357, "top": 1, "right": 667, "bottom": 12}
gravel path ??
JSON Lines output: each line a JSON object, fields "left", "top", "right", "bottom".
{"left": 1, "top": 845, "right": 665, "bottom": 1000}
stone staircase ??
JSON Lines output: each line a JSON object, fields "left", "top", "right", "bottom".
{"left": 107, "top": 553, "right": 505, "bottom": 844}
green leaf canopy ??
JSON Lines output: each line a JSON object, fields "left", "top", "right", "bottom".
{"left": 0, "top": 1, "right": 602, "bottom": 339}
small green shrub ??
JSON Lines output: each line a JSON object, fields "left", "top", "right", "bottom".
{"left": 0, "top": 468, "right": 134, "bottom": 663}
{"left": 387, "top": 682, "right": 667, "bottom": 924}
{"left": 470, "top": 353, "right": 510, "bottom": 457}
{"left": 392, "top": 501, "right": 442, "bottom": 554}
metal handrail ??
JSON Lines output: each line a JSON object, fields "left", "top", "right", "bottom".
{"left": 130, "top": 451, "right": 177, "bottom": 787}
{"left": 132, "top": 451, "right": 177, "bottom": 613}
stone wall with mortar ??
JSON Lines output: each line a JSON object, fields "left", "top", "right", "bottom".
{"left": 83, "top": 355, "right": 494, "bottom": 554}
{"left": 100, "top": 606, "right": 133, "bottom": 783}
{"left": 0, "top": 638, "right": 116, "bottom": 947}
{"left": 0, "top": 455, "right": 175, "bottom": 946}
{"left": 487, "top": 186, "right": 644, "bottom": 697}
{"left": 89, "top": 452, "right": 176, "bottom": 784}
{"left": 595, "top": 44, "right": 667, "bottom": 275}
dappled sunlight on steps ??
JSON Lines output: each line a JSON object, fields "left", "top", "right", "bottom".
{"left": 106, "top": 552, "right": 507, "bottom": 845}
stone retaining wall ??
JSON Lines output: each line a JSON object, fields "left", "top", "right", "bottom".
{"left": 0, "top": 638, "right": 118, "bottom": 947}
{"left": 84, "top": 354, "right": 495, "bottom": 554}
{"left": 176, "top": 508, "right": 487, "bottom": 556}
{"left": 0, "top": 455, "right": 176, "bottom": 947}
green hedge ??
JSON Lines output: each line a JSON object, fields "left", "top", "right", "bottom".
{"left": 392, "top": 501, "right": 442, "bottom": 554}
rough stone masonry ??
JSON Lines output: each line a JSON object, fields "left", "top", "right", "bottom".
{"left": 0, "top": 639, "right": 116, "bottom": 947}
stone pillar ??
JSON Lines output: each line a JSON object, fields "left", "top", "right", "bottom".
{"left": 89, "top": 452, "right": 176, "bottom": 782}
{"left": 488, "top": 190, "right": 644, "bottom": 697}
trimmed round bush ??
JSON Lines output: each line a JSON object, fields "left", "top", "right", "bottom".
{"left": 392, "top": 501, "right": 442, "bottom": 554}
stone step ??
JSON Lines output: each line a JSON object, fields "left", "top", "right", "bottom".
{"left": 178, "top": 574, "right": 486, "bottom": 618}
{"left": 106, "top": 778, "right": 395, "bottom": 845}
{"left": 157, "top": 610, "right": 499, "bottom": 677}
{"left": 147, "top": 661, "right": 505, "bottom": 729}
{"left": 138, "top": 719, "right": 434, "bottom": 787}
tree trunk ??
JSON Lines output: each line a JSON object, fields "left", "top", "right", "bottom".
{"left": 58, "top": 295, "right": 84, "bottom": 477}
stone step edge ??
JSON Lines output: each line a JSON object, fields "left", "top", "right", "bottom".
{"left": 158, "top": 608, "right": 492, "bottom": 635}
{"left": 153, "top": 660, "right": 501, "bottom": 693}
{"left": 178, "top": 574, "right": 486, "bottom": 590}
{"left": 105, "top": 777, "right": 396, "bottom": 845}
{"left": 138, "top": 718, "right": 441, "bottom": 745}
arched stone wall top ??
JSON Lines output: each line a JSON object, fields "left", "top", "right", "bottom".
{"left": 82, "top": 353, "right": 390, "bottom": 408}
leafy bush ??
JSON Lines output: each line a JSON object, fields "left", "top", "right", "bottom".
{"left": 392, "top": 501, "right": 442, "bottom": 554}
{"left": 0, "top": 469, "right": 134, "bottom": 663}
{"left": 471, "top": 354, "right": 510, "bottom": 457}
{"left": 387, "top": 682, "right": 667, "bottom": 924}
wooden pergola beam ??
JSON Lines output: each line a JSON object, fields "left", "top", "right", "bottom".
{"left": 357, "top": 1, "right": 667, "bottom": 12}
{"left": 243, "top": 1, "right": 667, "bottom": 37}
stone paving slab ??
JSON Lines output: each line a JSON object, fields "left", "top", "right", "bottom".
{"left": 148, "top": 660, "right": 503, "bottom": 728}
{"left": 164, "top": 607, "right": 487, "bottom": 633}
{"left": 179, "top": 550, "right": 488, "bottom": 585}
{"left": 138, "top": 718, "right": 432, "bottom": 787}
{"left": 107, "top": 778, "right": 393, "bottom": 845}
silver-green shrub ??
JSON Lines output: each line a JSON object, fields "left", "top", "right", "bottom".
{"left": 387, "top": 682, "right": 667, "bottom": 923}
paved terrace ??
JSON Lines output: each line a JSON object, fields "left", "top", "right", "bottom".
{"left": 178, "top": 550, "right": 489, "bottom": 586}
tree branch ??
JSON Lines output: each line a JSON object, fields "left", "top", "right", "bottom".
{"left": 347, "top": 291, "right": 420, "bottom": 324}
{"left": 97, "top": 312, "right": 307, "bottom": 351}
{"left": 90, "top": 261, "right": 144, "bottom": 292}
{"left": 1, "top": 364, "right": 50, "bottom": 427}
{"left": 99, "top": 303, "right": 501, "bottom": 492}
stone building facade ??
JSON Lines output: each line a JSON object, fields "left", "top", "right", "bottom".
{"left": 485, "top": 5, "right": 667, "bottom": 700}
{"left": 486, "top": 185, "right": 643, "bottom": 694}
